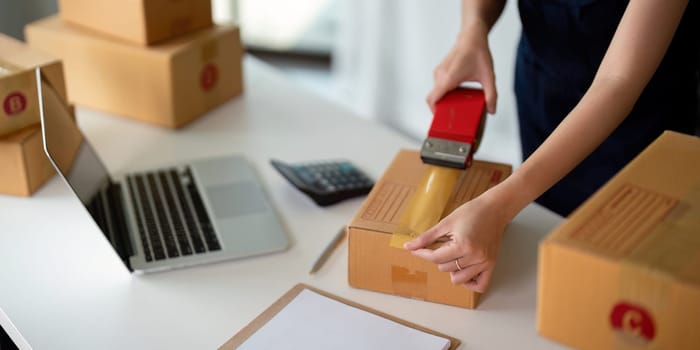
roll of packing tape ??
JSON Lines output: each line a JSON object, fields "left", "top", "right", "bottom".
{"left": 390, "top": 166, "right": 461, "bottom": 248}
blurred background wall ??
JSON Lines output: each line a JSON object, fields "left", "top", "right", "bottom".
{"left": 207, "top": 0, "right": 522, "bottom": 165}
{"left": 0, "top": 0, "right": 58, "bottom": 40}
{"left": 2, "top": 0, "right": 523, "bottom": 164}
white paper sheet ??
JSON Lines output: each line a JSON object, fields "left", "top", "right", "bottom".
{"left": 238, "top": 289, "right": 451, "bottom": 350}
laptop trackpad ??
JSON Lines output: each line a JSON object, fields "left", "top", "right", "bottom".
{"left": 206, "top": 182, "right": 269, "bottom": 218}
{"left": 192, "top": 156, "right": 256, "bottom": 186}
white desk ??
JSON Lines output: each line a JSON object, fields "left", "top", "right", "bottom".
{"left": 0, "top": 56, "right": 567, "bottom": 349}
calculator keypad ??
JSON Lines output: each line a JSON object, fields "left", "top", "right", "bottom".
{"left": 295, "top": 162, "right": 373, "bottom": 194}
{"left": 271, "top": 159, "right": 374, "bottom": 206}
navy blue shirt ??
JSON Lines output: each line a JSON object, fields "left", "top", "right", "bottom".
{"left": 514, "top": 0, "right": 699, "bottom": 216}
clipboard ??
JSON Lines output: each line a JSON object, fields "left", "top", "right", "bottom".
{"left": 219, "top": 283, "right": 461, "bottom": 350}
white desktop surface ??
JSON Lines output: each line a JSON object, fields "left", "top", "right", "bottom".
{"left": 0, "top": 56, "right": 567, "bottom": 349}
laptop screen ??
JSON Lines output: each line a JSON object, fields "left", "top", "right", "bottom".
{"left": 36, "top": 69, "right": 133, "bottom": 269}
{"left": 37, "top": 69, "right": 111, "bottom": 208}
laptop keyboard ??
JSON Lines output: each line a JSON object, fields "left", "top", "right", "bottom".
{"left": 126, "top": 167, "right": 221, "bottom": 262}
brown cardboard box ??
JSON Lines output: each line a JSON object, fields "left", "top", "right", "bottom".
{"left": 59, "top": 0, "right": 213, "bottom": 45}
{"left": 537, "top": 131, "right": 700, "bottom": 349}
{"left": 348, "top": 149, "right": 512, "bottom": 309}
{"left": 25, "top": 16, "right": 243, "bottom": 128}
{"left": 0, "top": 33, "right": 68, "bottom": 137}
{"left": 0, "top": 81, "right": 80, "bottom": 197}
{"left": 0, "top": 126, "right": 57, "bottom": 196}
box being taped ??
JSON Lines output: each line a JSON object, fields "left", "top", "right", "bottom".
{"left": 59, "top": 0, "right": 213, "bottom": 45}
{"left": 25, "top": 16, "right": 242, "bottom": 128}
{"left": 537, "top": 131, "right": 700, "bottom": 349}
{"left": 0, "top": 33, "right": 68, "bottom": 137}
{"left": 348, "top": 149, "right": 512, "bottom": 308}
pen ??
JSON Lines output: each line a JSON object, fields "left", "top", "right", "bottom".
{"left": 309, "top": 226, "right": 347, "bottom": 274}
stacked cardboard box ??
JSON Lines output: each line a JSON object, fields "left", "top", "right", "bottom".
{"left": 348, "top": 150, "right": 512, "bottom": 309}
{"left": 0, "top": 33, "right": 68, "bottom": 137}
{"left": 25, "top": 0, "right": 243, "bottom": 128}
{"left": 0, "top": 33, "right": 78, "bottom": 196}
{"left": 57, "top": 0, "right": 214, "bottom": 45}
{"left": 537, "top": 131, "right": 700, "bottom": 349}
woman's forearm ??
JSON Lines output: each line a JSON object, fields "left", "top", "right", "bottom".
{"left": 461, "top": 0, "right": 506, "bottom": 33}
{"left": 485, "top": 0, "right": 688, "bottom": 220}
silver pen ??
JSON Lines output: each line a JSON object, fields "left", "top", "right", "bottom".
{"left": 309, "top": 226, "right": 347, "bottom": 274}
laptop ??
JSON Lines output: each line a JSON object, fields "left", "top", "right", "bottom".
{"left": 1, "top": 307, "right": 29, "bottom": 350}
{"left": 36, "top": 68, "right": 290, "bottom": 273}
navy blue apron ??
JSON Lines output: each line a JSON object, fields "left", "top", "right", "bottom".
{"left": 514, "top": 0, "right": 699, "bottom": 216}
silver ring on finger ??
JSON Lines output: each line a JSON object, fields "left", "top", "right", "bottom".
{"left": 455, "top": 258, "right": 464, "bottom": 271}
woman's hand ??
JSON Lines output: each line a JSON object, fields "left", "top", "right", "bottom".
{"left": 426, "top": 26, "right": 497, "bottom": 114}
{"left": 404, "top": 192, "right": 509, "bottom": 293}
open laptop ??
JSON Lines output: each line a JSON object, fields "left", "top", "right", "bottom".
{"left": 36, "top": 68, "right": 289, "bottom": 273}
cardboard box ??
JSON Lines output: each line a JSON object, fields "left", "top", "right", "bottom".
{"left": 59, "top": 0, "right": 213, "bottom": 45}
{"left": 0, "top": 81, "right": 80, "bottom": 197}
{"left": 0, "top": 126, "right": 57, "bottom": 196}
{"left": 25, "top": 16, "right": 243, "bottom": 128}
{"left": 0, "top": 33, "right": 68, "bottom": 137}
{"left": 348, "top": 150, "right": 512, "bottom": 309}
{"left": 537, "top": 131, "right": 700, "bottom": 349}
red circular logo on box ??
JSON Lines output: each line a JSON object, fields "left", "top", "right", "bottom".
{"left": 3, "top": 92, "right": 27, "bottom": 116}
{"left": 610, "top": 302, "right": 655, "bottom": 342}
{"left": 200, "top": 63, "right": 219, "bottom": 91}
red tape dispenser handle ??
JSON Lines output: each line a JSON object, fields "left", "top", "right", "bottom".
{"left": 420, "top": 87, "right": 486, "bottom": 169}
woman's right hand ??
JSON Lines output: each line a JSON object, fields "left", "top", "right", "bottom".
{"left": 427, "top": 26, "right": 497, "bottom": 114}
{"left": 404, "top": 191, "right": 509, "bottom": 293}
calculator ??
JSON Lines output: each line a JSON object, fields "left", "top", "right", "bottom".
{"left": 270, "top": 159, "right": 374, "bottom": 206}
